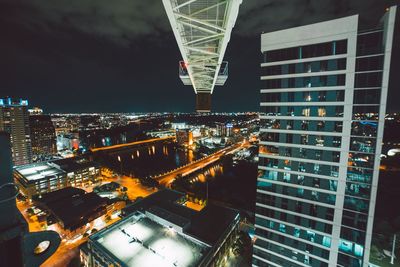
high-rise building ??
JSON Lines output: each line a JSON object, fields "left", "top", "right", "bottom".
{"left": 254, "top": 7, "right": 396, "bottom": 267}
{"left": 216, "top": 122, "right": 227, "bottom": 137}
{"left": 29, "top": 115, "right": 57, "bottom": 161}
{"left": 0, "top": 97, "right": 32, "bottom": 166}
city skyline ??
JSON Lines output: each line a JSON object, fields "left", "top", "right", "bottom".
{"left": 0, "top": 0, "right": 399, "bottom": 113}
{"left": 0, "top": 2, "right": 399, "bottom": 266}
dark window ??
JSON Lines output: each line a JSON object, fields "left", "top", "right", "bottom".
{"left": 302, "top": 42, "right": 333, "bottom": 58}
{"left": 356, "top": 55, "right": 384, "bottom": 71}
{"left": 341, "top": 210, "right": 368, "bottom": 231}
{"left": 261, "top": 93, "right": 281, "bottom": 102}
{"left": 335, "top": 40, "right": 348, "bottom": 54}
{"left": 355, "top": 72, "right": 382, "bottom": 88}
{"left": 264, "top": 47, "right": 299, "bottom": 63}
{"left": 353, "top": 89, "right": 381, "bottom": 104}
{"left": 338, "top": 253, "right": 362, "bottom": 267}
{"left": 357, "top": 31, "right": 384, "bottom": 56}
{"left": 261, "top": 65, "right": 282, "bottom": 76}
{"left": 263, "top": 75, "right": 345, "bottom": 89}
{"left": 335, "top": 90, "right": 345, "bottom": 101}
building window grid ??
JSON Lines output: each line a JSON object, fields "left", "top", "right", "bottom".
{"left": 258, "top": 19, "right": 392, "bottom": 267}
{"left": 254, "top": 231, "right": 331, "bottom": 264}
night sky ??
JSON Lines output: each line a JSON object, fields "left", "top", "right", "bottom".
{"left": 0, "top": 0, "right": 399, "bottom": 113}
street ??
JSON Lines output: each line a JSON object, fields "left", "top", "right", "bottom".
{"left": 156, "top": 141, "right": 247, "bottom": 186}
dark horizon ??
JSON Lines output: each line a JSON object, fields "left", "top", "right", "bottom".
{"left": 0, "top": 0, "right": 399, "bottom": 113}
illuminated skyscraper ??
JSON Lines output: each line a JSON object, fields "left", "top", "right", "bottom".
{"left": 0, "top": 97, "right": 32, "bottom": 166}
{"left": 254, "top": 6, "right": 397, "bottom": 267}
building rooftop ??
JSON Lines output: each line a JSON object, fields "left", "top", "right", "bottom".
{"left": 52, "top": 158, "right": 100, "bottom": 173}
{"left": 0, "top": 97, "right": 28, "bottom": 106}
{"left": 91, "top": 211, "right": 209, "bottom": 267}
{"left": 38, "top": 187, "right": 108, "bottom": 230}
{"left": 15, "top": 162, "right": 65, "bottom": 181}
{"left": 122, "top": 189, "right": 240, "bottom": 245}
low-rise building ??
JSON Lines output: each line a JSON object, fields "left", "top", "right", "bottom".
{"left": 14, "top": 158, "right": 100, "bottom": 198}
{"left": 36, "top": 187, "right": 125, "bottom": 238}
{"left": 81, "top": 189, "right": 240, "bottom": 267}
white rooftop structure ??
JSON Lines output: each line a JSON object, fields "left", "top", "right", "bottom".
{"left": 15, "top": 162, "right": 65, "bottom": 181}
{"left": 92, "top": 212, "right": 209, "bottom": 267}
{"left": 162, "top": 0, "right": 242, "bottom": 94}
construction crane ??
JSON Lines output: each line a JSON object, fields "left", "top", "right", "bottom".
{"left": 162, "top": 0, "right": 242, "bottom": 112}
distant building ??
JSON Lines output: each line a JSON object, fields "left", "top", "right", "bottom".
{"left": 57, "top": 133, "right": 80, "bottom": 151}
{"left": 200, "top": 126, "right": 208, "bottom": 137}
{"left": 216, "top": 122, "right": 226, "bottom": 137}
{"left": 29, "top": 115, "right": 57, "bottom": 161}
{"left": 0, "top": 97, "right": 32, "bottom": 166}
{"left": 176, "top": 128, "right": 193, "bottom": 146}
{"left": 80, "top": 189, "right": 240, "bottom": 267}
{"left": 28, "top": 107, "right": 43, "bottom": 115}
{"left": 171, "top": 122, "right": 187, "bottom": 130}
{"left": 14, "top": 158, "right": 100, "bottom": 198}
{"left": 255, "top": 7, "right": 397, "bottom": 267}
{"left": 226, "top": 123, "right": 233, "bottom": 137}
{"left": 216, "top": 122, "right": 233, "bottom": 137}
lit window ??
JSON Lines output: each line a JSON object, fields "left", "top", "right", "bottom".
{"left": 279, "top": 223, "right": 286, "bottom": 233}
{"left": 318, "top": 107, "right": 326, "bottom": 117}
{"left": 302, "top": 108, "right": 311, "bottom": 117}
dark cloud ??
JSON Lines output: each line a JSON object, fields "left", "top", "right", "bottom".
{"left": 0, "top": 0, "right": 170, "bottom": 46}
{"left": 235, "top": 0, "right": 397, "bottom": 35}
{"left": 2, "top": 0, "right": 396, "bottom": 45}
{"left": 0, "top": 0, "right": 398, "bottom": 112}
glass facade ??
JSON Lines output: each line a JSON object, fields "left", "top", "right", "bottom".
{"left": 255, "top": 7, "right": 396, "bottom": 267}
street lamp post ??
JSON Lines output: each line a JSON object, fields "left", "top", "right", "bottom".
{"left": 117, "top": 156, "right": 122, "bottom": 178}
{"left": 391, "top": 234, "right": 397, "bottom": 265}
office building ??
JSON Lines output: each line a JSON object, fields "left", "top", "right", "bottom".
{"left": 216, "top": 122, "right": 227, "bottom": 137}
{"left": 81, "top": 189, "right": 240, "bottom": 267}
{"left": 29, "top": 115, "right": 57, "bottom": 161}
{"left": 14, "top": 158, "right": 100, "bottom": 198}
{"left": 254, "top": 6, "right": 396, "bottom": 267}
{"left": 0, "top": 97, "right": 32, "bottom": 166}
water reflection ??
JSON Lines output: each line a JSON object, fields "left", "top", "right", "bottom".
{"left": 100, "top": 144, "right": 200, "bottom": 178}
{"left": 185, "top": 164, "right": 224, "bottom": 184}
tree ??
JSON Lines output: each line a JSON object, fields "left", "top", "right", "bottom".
{"left": 27, "top": 208, "right": 34, "bottom": 215}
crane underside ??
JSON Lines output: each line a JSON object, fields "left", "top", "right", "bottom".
{"left": 163, "top": 0, "right": 242, "bottom": 112}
